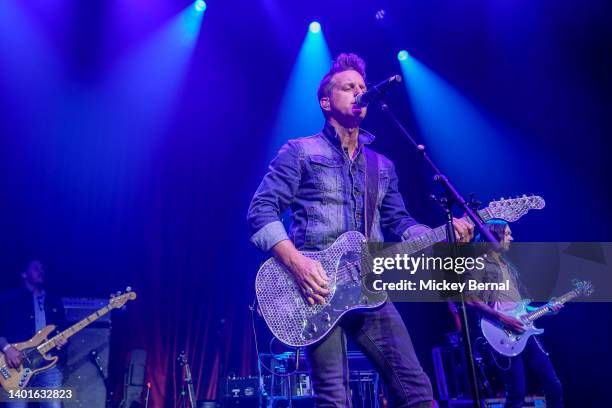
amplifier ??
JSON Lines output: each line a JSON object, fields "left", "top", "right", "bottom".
{"left": 63, "top": 297, "right": 111, "bottom": 325}
{"left": 432, "top": 345, "right": 471, "bottom": 400}
{"left": 62, "top": 297, "right": 111, "bottom": 408}
{"left": 257, "top": 350, "right": 381, "bottom": 408}
{"left": 219, "top": 375, "right": 261, "bottom": 399}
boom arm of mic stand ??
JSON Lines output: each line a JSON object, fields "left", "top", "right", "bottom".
{"left": 379, "top": 100, "right": 498, "bottom": 408}
{"left": 379, "top": 101, "right": 500, "bottom": 247}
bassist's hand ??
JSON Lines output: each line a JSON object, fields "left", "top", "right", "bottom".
{"left": 55, "top": 336, "right": 68, "bottom": 350}
{"left": 498, "top": 314, "right": 525, "bottom": 334}
{"left": 289, "top": 254, "right": 330, "bottom": 306}
{"left": 3, "top": 346, "right": 23, "bottom": 369}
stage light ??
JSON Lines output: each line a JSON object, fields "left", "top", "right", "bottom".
{"left": 309, "top": 21, "right": 321, "bottom": 34}
{"left": 194, "top": 0, "right": 206, "bottom": 12}
{"left": 270, "top": 21, "right": 331, "bottom": 159}
{"left": 398, "top": 53, "right": 514, "bottom": 190}
{"left": 375, "top": 9, "right": 386, "bottom": 20}
{"left": 397, "top": 50, "right": 409, "bottom": 61}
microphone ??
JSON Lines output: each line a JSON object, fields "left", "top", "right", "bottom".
{"left": 355, "top": 74, "right": 402, "bottom": 107}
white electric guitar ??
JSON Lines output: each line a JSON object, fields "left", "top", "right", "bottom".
{"left": 481, "top": 280, "right": 593, "bottom": 357}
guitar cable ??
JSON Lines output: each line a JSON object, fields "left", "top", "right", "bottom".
{"left": 250, "top": 298, "right": 302, "bottom": 406}
{"left": 476, "top": 336, "right": 512, "bottom": 371}
{"left": 249, "top": 297, "right": 302, "bottom": 377}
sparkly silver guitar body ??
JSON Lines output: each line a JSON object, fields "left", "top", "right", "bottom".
{"left": 256, "top": 195, "right": 545, "bottom": 347}
{"left": 256, "top": 231, "right": 385, "bottom": 347}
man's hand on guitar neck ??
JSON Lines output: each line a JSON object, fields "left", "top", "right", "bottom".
{"left": 55, "top": 336, "right": 67, "bottom": 350}
{"left": 2, "top": 345, "right": 23, "bottom": 369}
{"left": 453, "top": 217, "right": 474, "bottom": 242}
{"left": 272, "top": 240, "right": 330, "bottom": 305}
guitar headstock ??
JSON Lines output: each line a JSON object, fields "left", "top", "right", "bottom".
{"left": 485, "top": 195, "right": 545, "bottom": 222}
{"left": 177, "top": 351, "right": 187, "bottom": 366}
{"left": 572, "top": 279, "right": 594, "bottom": 297}
{"left": 109, "top": 287, "right": 137, "bottom": 309}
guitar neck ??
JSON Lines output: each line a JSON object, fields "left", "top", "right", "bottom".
{"left": 394, "top": 207, "right": 493, "bottom": 254}
{"left": 525, "top": 288, "right": 580, "bottom": 322}
{"left": 37, "top": 303, "right": 113, "bottom": 354}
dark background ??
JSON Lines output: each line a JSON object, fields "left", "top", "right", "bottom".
{"left": 1, "top": 0, "right": 611, "bottom": 406}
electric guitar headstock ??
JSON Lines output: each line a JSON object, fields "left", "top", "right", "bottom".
{"left": 572, "top": 279, "right": 594, "bottom": 297}
{"left": 484, "top": 195, "right": 545, "bottom": 222}
{"left": 178, "top": 351, "right": 188, "bottom": 366}
{"left": 109, "top": 287, "right": 137, "bottom": 309}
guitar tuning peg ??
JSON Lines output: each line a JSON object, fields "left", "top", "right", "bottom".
{"left": 116, "top": 291, "right": 122, "bottom": 296}
{"left": 126, "top": 286, "right": 132, "bottom": 292}
{"left": 110, "top": 293, "right": 115, "bottom": 298}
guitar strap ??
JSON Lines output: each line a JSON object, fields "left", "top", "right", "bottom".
{"left": 363, "top": 147, "right": 379, "bottom": 240}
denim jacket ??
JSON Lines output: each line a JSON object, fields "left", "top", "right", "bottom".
{"left": 247, "top": 122, "right": 429, "bottom": 252}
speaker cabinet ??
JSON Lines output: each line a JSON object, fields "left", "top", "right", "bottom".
{"left": 62, "top": 298, "right": 111, "bottom": 408}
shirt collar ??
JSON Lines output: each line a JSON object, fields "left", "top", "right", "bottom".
{"left": 322, "top": 121, "right": 376, "bottom": 152}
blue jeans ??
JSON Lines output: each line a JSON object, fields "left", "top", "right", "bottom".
{"left": 306, "top": 302, "right": 433, "bottom": 408}
{"left": 3, "top": 366, "right": 64, "bottom": 408}
{"left": 497, "top": 337, "right": 563, "bottom": 408}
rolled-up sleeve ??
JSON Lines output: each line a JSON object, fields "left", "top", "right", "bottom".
{"left": 379, "top": 162, "right": 428, "bottom": 241}
{"left": 247, "top": 142, "right": 302, "bottom": 252}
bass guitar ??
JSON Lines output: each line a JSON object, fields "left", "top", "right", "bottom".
{"left": 0, "top": 288, "right": 137, "bottom": 391}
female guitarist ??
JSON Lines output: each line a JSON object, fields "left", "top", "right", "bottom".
{"left": 465, "top": 220, "right": 564, "bottom": 408}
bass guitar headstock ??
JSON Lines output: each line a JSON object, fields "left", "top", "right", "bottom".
{"left": 109, "top": 287, "right": 137, "bottom": 309}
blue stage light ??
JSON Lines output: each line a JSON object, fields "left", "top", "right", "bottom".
{"left": 309, "top": 21, "right": 321, "bottom": 34}
{"left": 397, "top": 50, "right": 409, "bottom": 61}
{"left": 194, "top": 0, "right": 206, "bottom": 12}
{"left": 269, "top": 22, "right": 331, "bottom": 159}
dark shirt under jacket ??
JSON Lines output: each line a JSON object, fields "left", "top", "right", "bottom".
{"left": 0, "top": 287, "right": 67, "bottom": 357}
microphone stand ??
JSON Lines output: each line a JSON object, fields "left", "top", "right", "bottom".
{"left": 90, "top": 349, "right": 112, "bottom": 408}
{"left": 144, "top": 382, "right": 151, "bottom": 408}
{"left": 378, "top": 100, "right": 500, "bottom": 408}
